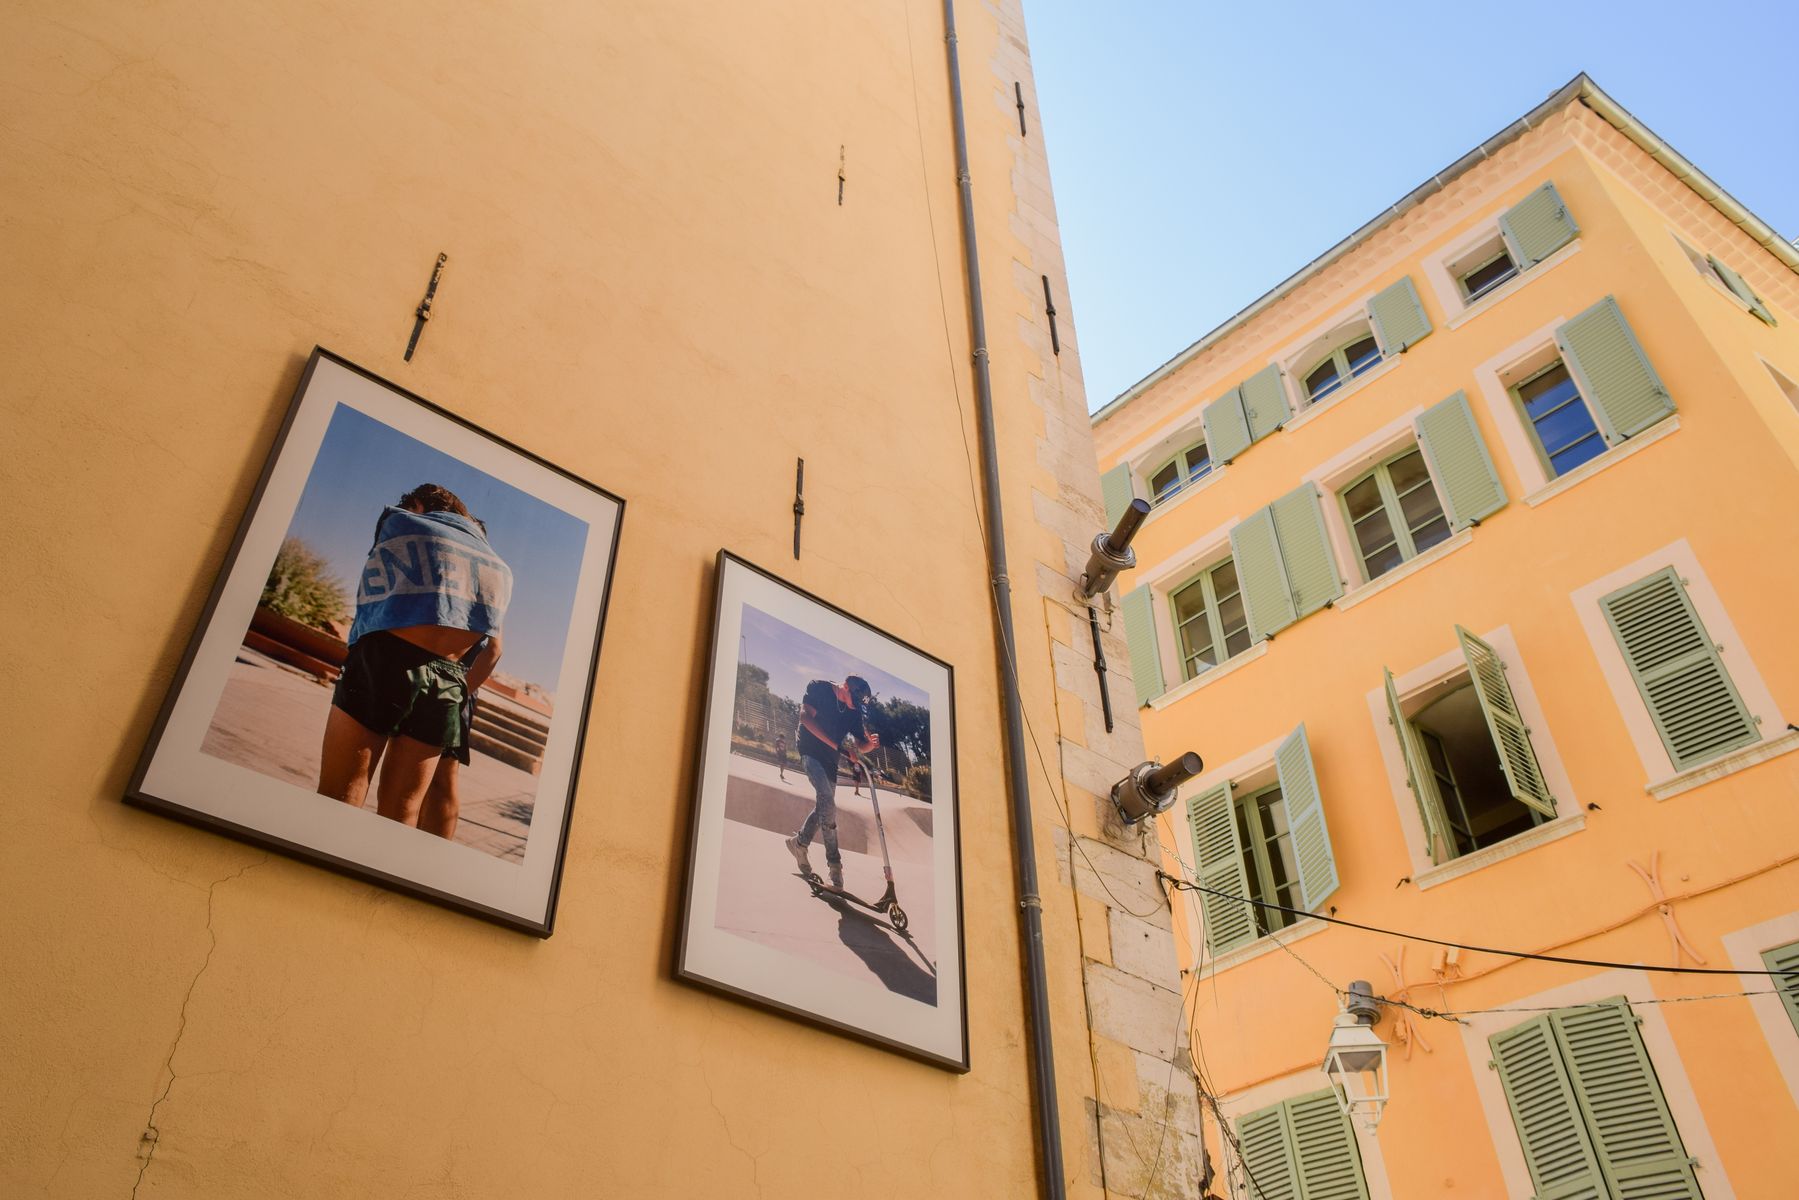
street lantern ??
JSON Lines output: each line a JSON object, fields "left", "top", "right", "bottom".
{"left": 1322, "top": 983, "right": 1389, "bottom": 1130}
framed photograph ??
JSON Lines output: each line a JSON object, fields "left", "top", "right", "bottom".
{"left": 129, "top": 348, "right": 624, "bottom": 935}
{"left": 676, "top": 552, "right": 967, "bottom": 1070}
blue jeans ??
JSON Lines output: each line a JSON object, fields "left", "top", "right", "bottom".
{"left": 796, "top": 755, "right": 841, "bottom": 869}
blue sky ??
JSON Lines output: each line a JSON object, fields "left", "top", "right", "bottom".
{"left": 284, "top": 405, "right": 589, "bottom": 692}
{"left": 1024, "top": 0, "right": 1799, "bottom": 411}
{"left": 739, "top": 604, "right": 931, "bottom": 711}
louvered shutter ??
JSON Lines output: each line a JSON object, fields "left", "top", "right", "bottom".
{"left": 1100, "top": 462, "right": 1136, "bottom": 528}
{"left": 1456, "top": 627, "right": 1554, "bottom": 817}
{"left": 1500, "top": 181, "right": 1580, "bottom": 267}
{"left": 1761, "top": 941, "right": 1799, "bottom": 1034}
{"left": 1288, "top": 1090, "right": 1370, "bottom": 1200}
{"left": 1385, "top": 668, "right": 1453, "bottom": 865}
{"left": 1188, "top": 783, "right": 1256, "bottom": 955}
{"left": 1275, "top": 724, "right": 1339, "bottom": 911}
{"left": 1269, "top": 483, "right": 1343, "bottom": 619}
{"left": 1242, "top": 363, "right": 1290, "bottom": 442}
{"left": 1367, "top": 276, "right": 1433, "bottom": 355}
{"left": 1490, "top": 1016, "right": 1608, "bottom": 1200}
{"left": 1204, "top": 385, "right": 1253, "bottom": 464}
{"left": 1120, "top": 584, "right": 1165, "bottom": 707}
{"left": 1556, "top": 297, "right": 1674, "bottom": 441}
{"left": 1600, "top": 568, "right": 1758, "bottom": 771}
{"left": 1552, "top": 1001, "right": 1703, "bottom": 1199}
{"left": 1708, "top": 255, "right": 1777, "bottom": 326}
{"left": 1231, "top": 507, "right": 1297, "bottom": 639}
{"left": 1236, "top": 1102, "right": 1300, "bottom": 1200}
{"left": 1415, "top": 391, "right": 1506, "bottom": 530}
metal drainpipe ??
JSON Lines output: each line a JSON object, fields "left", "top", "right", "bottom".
{"left": 939, "top": 3, "right": 1066, "bottom": 1197}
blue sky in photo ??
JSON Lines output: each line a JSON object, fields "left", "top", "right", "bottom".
{"left": 1024, "top": 0, "right": 1799, "bottom": 410}
{"left": 739, "top": 604, "right": 932, "bottom": 712}
{"left": 285, "top": 405, "right": 589, "bottom": 692}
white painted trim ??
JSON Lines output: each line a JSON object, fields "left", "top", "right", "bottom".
{"left": 1756, "top": 353, "right": 1799, "bottom": 416}
{"left": 1648, "top": 729, "right": 1799, "bottom": 801}
{"left": 1521, "top": 415, "right": 1679, "bottom": 507}
{"left": 1137, "top": 463, "right": 1226, "bottom": 530}
{"left": 1281, "top": 355, "right": 1402, "bottom": 435}
{"left": 1444, "top": 240, "right": 1583, "bottom": 332}
{"left": 1458, "top": 969, "right": 1738, "bottom": 1199}
{"left": 1195, "top": 916, "right": 1331, "bottom": 981}
{"left": 1468, "top": 315, "right": 1571, "bottom": 498}
{"left": 1720, "top": 909, "right": 1799, "bottom": 1111}
{"left": 1302, "top": 405, "right": 1429, "bottom": 588}
{"left": 1333, "top": 529, "right": 1473, "bottom": 612}
{"left": 1568, "top": 539, "right": 1787, "bottom": 785}
{"left": 1142, "top": 517, "right": 1239, "bottom": 592}
{"left": 1208, "top": 1057, "right": 1396, "bottom": 1200}
{"left": 1413, "top": 811, "right": 1586, "bottom": 891}
{"left": 1150, "top": 640, "right": 1269, "bottom": 711}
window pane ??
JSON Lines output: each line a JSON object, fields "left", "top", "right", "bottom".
{"left": 1343, "top": 475, "right": 1384, "bottom": 521}
{"left": 1518, "top": 364, "right": 1579, "bottom": 419}
{"left": 1548, "top": 434, "right": 1606, "bottom": 476}
{"left": 1462, "top": 252, "right": 1518, "bottom": 300}
{"left": 1386, "top": 448, "right": 1431, "bottom": 493}
{"left": 1173, "top": 579, "right": 1216, "bottom": 677}
{"left": 1532, "top": 398, "right": 1602, "bottom": 457}
{"left": 1397, "top": 475, "right": 1446, "bottom": 536}
{"left": 1344, "top": 336, "right": 1382, "bottom": 376}
{"left": 1151, "top": 461, "right": 1181, "bottom": 501}
{"left": 1305, "top": 359, "right": 1341, "bottom": 401}
{"left": 1184, "top": 443, "right": 1213, "bottom": 480}
{"left": 1410, "top": 515, "right": 1452, "bottom": 554}
{"left": 1352, "top": 506, "right": 1397, "bottom": 559}
{"left": 1209, "top": 558, "right": 1240, "bottom": 600}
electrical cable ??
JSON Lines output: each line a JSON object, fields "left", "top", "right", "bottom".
{"left": 1161, "top": 874, "right": 1799, "bottom": 979}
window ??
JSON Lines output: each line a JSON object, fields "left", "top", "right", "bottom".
{"left": 1236, "top": 1090, "right": 1369, "bottom": 1200}
{"left": 1764, "top": 941, "right": 1799, "bottom": 1036}
{"left": 1452, "top": 236, "right": 1519, "bottom": 304}
{"left": 1147, "top": 439, "right": 1213, "bottom": 505}
{"left": 1678, "top": 236, "right": 1778, "bottom": 325}
{"left": 1170, "top": 558, "right": 1250, "bottom": 680}
{"left": 1385, "top": 628, "right": 1556, "bottom": 866}
{"left": 1301, "top": 333, "right": 1383, "bottom": 406}
{"left": 1234, "top": 783, "right": 1299, "bottom": 937}
{"left": 1490, "top": 1001, "right": 1703, "bottom": 1200}
{"left": 1513, "top": 360, "right": 1606, "bottom": 478}
{"left": 1770, "top": 361, "right": 1799, "bottom": 417}
{"left": 1340, "top": 446, "right": 1451, "bottom": 581}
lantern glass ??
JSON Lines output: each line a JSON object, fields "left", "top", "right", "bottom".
{"left": 1322, "top": 1012, "right": 1388, "bottom": 1128}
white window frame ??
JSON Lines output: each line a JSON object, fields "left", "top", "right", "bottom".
{"left": 1421, "top": 204, "right": 1582, "bottom": 329}
{"left": 1115, "top": 414, "right": 1228, "bottom": 527}
{"left": 1672, "top": 230, "right": 1765, "bottom": 320}
{"left": 1272, "top": 304, "right": 1402, "bottom": 433}
{"left": 1721, "top": 912, "right": 1799, "bottom": 1111}
{"left": 1363, "top": 625, "right": 1583, "bottom": 887}
{"left": 1138, "top": 515, "right": 1273, "bottom": 709}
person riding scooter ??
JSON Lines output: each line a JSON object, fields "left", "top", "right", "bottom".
{"left": 784, "top": 674, "right": 879, "bottom": 891}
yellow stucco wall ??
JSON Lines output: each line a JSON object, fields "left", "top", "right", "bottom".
{"left": 1, "top": 3, "right": 1204, "bottom": 1196}
{"left": 1094, "top": 103, "right": 1799, "bottom": 1198}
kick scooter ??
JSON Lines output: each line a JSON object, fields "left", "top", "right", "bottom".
{"left": 801, "top": 757, "right": 909, "bottom": 934}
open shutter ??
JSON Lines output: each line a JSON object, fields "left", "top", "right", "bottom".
{"left": 1367, "top": 276, "right": 1432, "bottom": 354}
{"left": 1456, "top": 627, "right": 1554, "bottom": 817}
{"left": 1762, "top": 941, "right": 1799, "bottom": 1034}
{"left": 1236, "top": 1102, "right": 1300, "bottom": 1200}
{"left": 1289, "top": 1090, "right": 1370, "bottom": 1200}
{"left": 1231, "top": 507, "right": 1297, "bottom": 639}
{"left": 1600, "top": 568, "right": 1758, "bottom": 771}
{"left": 1490, "top": 1016, "right": 1607, "bottom": 1200}
{"left": 1204, "top": 385, "right": 1253, "bottom": 464}
{"left": 1708, "top": 255, "right": 1777, "bottom": 326}
{"left": 1242, "top": 363, "right": 1290, "bottom": 443}
{"left": 1415, "top": 391, "right": 1506, "bottom": 530}
{"left": 1385, "top": 669, "right": 1453, "bottom": 865}
{"left": 1500, "top": 181, "right": 1580, "bottom": 267}
{"left": 1552, "top": 1001, "right": 1703, "bottom": 1199}
{"left": 1120, "top": 584, "right": 1164, "bottom": 707}
{"left": 1269, "top": 483, "right": 1343, "bottom": 618}
{"left": 1188, "top": 783, "right": 1256, "bottom": 956}
{"left": 1556, "top": 297, "right": 1673, "bottom": 441}
{"left": 1100, "top": 462, "right": 1136, "bottom": 528}
{"left": 1276, "top": 724, "right": 1339, "bottom": 911}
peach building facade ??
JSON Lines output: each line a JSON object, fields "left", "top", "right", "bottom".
{"left": 1092, "top": 77, "right": 1799, "bottom": 1199}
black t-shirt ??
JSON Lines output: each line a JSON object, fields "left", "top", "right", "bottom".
{"left": 795, "top": 679, "right": 866, "bottom": 773}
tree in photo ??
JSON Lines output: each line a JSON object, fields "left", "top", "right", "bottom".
{"left": 261, "top": 537, "right": 349, "bottom": 630}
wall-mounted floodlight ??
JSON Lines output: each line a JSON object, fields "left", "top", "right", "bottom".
{"left": 1077, "top": 498, "right": 1151, "bottom": 600}
{"left": 1110, "top": 751, "right": 1203, "bottom": 825}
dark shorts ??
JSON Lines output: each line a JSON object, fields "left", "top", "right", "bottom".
{"left": 332, "top": 631, "right": 469, "bottom": 750}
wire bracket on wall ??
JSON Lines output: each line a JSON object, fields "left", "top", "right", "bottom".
{"left": 404, "top": 252, "right": 448, "bottom": 362}
{"left": 1041, "top": 275, "right": 1060, "bottom": 355}
{"left": 792, "top": 458, "right": 805, "bottom": 560}
{"left": 837, "top": 146, "right": 846, "bottom": 206}
{"left": 1014, "top": 82, "right": 1027, "bottom": 136}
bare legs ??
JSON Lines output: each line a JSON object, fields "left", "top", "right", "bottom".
{"left": 418, "top": 758, "right": 461, "bottom": 840}
{"left": 317, "top": 707, "right": 443, "bottom": 830}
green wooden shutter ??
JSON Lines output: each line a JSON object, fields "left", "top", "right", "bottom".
{"left": 1500, "top": 181, "right": 1580, "bottom": 267}
{"left": 1120, "top": 584, "right": 1164, "bottom": 707}
{"left": 1188, "top": 783, "right": 1256, "bottom": 955}
{"left": 1551, "top": 1001, "right": 1703, "bottom": 1199}
{"left": 1367, "top": 276, "right": 1432, "bottom": 355}
{"left": 1288, "top": 1090, "right": 1370, "bottom": 1200}
{"left": 1490, "top": 1015, "right": 1608, "bottom": 1200}
{"left": 1100, "top": 462, "right": 1136, "bottom": 528}
{"left": 1275, "top": 724, "right": 1338, "bottom": 912}
{"left": 1761, "top": 941, "right": 1799, "bottom": 1035}
{"left": 1415, "top": 391, "right": 1506, "bottom": 531}
{"left": 1385, "top": 668, "right": 1453, "bottom": 865}
{"left": 1269, "top": 483, "right": 1343, "bottom": 619}
{"left": 1600, "top": 568, "right": 1758, "bottom": 771}
{"left": 1242, "top": 363, "right": 1290, "bottom": 443}
{"left": 1708, "top": 255, "right": 1777, "bottom": 326}
{"left": 1456, "top": 626, "right": 1554, "bottom": 817}
{"left": 1231, "top": 507, "right": 1297, "bottom": 639}
{"left": 1236, "top": 1102, "right": 1300, "bottom": 1200}
{"left": 1556, "top": 297, "right": 1673, "bottom": 441}
{"left": 1204, "top": 385, "right": 1253, "bottom": 464}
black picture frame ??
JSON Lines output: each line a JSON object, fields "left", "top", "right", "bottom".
{"left": 127, "top": 347, "right": 625, "bottom": 936}
{"left": 675, "top": 551, "right": 968, "bottom": 1071}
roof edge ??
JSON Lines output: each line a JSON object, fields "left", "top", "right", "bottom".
{"left": 1092, "top": 74, "right": 1799, "bottom": 429}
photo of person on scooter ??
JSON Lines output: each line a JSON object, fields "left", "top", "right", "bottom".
{"left": 784, "top": 675, "right": 879, "bottom": 892}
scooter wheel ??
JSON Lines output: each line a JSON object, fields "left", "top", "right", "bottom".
{"left": 888, "top": 905, "right": 908, "bottom": 933}
{"left": 807, "top": 878, "right": 824, "bottom": 896}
